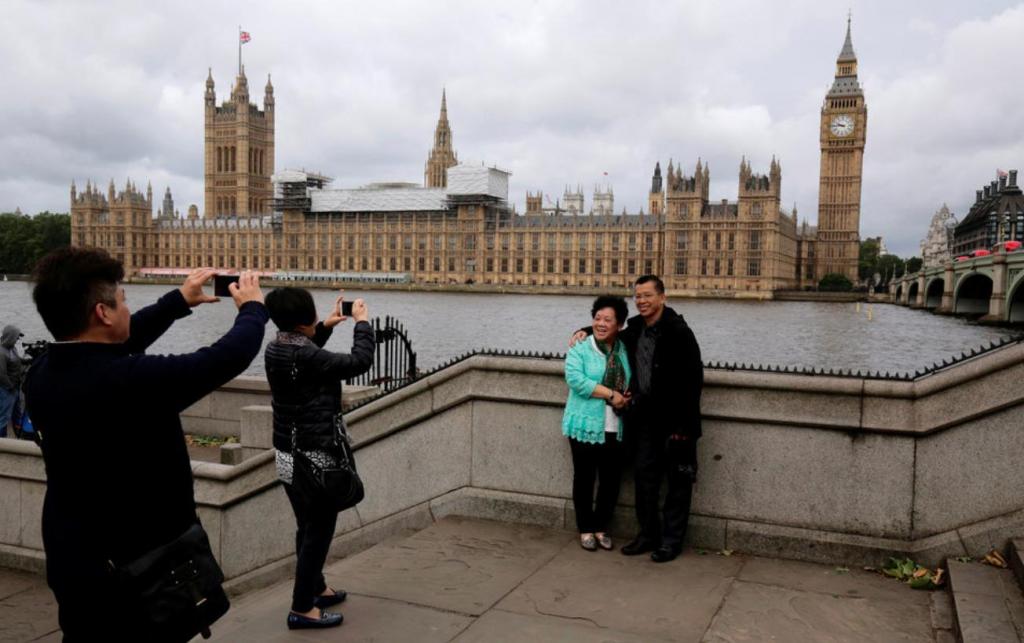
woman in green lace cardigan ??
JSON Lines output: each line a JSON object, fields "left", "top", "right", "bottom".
{"left": 562, "top": 296, "right": 632, "bottom": 551}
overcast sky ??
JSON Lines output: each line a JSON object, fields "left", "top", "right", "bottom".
{"left": 2, "top": 0, "right": 1023, "bottom": 257}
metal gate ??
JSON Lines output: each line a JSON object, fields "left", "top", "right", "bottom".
{"left": 346, "top": 316, "right": 418, "bottom": 393}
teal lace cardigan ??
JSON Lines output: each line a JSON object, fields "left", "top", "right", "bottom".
{"left": 561, "top": 336, "right": 632, "bottom": 444}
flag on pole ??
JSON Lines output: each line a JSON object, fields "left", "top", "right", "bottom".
{"left": 997, "top": 169, "right": 1008, "bottom": 178}
{"left": 240, "top": 31, "right": 251, "bottom": 44}
{"left": 602, "top": 171, "right": 608, "bottom": 176}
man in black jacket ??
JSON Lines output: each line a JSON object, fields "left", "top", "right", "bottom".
{"left": 573, "top": 275, "right": 703, "bottom": 562}
{"left": 23, "top": 247, "right": 268, "bottom": 640}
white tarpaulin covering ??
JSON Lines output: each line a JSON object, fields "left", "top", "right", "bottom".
{"left": 447, "top": 165, "right": 509, "bottom": 199}
{"left": 311, "top": 187, "right": 448, "bottom": 212}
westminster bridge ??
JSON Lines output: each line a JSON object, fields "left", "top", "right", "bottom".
{"left": 890, "top": 248, "right": 1024, "bottom": 322}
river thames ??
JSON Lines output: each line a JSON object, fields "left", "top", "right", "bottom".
{"left": 0, "top": 281, "right": 1015, "bottom": 376}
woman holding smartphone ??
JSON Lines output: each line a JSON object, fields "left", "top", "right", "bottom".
{"left": 263, "top": 288, "right": 374, "bottom": 630}
{"left": 561, "top": 296, "right": 631, "bottom": 551}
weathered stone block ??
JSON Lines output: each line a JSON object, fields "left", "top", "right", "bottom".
{"left": 354, "top": 405, "right": 472, "bottom": 524}
{"left": 218, "top": 485, "right": 294, "bottom": 579}
{"left": 347, "top": 383, "right": 433, "bottom": 444}
{"left": 956, "top": 507, "right": 1024, "bottom": 557}
{"left": 0, "top": 477, "right": 21, "bottom": 545}
{"left": 180, "top": 416, "right": 237, "bottom": 439}
{"left": 697, "top": 420, "right": 914, "bottom": 538}
{"left": 210, "top": 391, "right": 269, "bottom": 422}
{"left": 18, "top": 481, "right": 44, "bottom": 549}
{"left": 470, "top": 400, "right": 570, "bottom": 498}
{"left": 219, "top": 442, "right": 244, "bottom": 465}
{"left": 914, "top": 407, "right": 1024, "bottom": 537}
{"left": 196, "top": 505, "right": 223, "bottom": 562}
{"left": 703, "top": 378, "right": 862, "bottom": 430}
{"left": 238, "top": 405, "right": 272, "bottom": 449}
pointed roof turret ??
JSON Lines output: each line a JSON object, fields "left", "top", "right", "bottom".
{"left": 838, "top": 13, "right": 856, "bottom": 62}
{"left": 440, "top": 87, "right": 448, "bottom": 117}
{"left": 206, "top": 67, "right": 214, "bottom": 89}
{"left": 828, "top": 14, "right": 862, "bottom": 97}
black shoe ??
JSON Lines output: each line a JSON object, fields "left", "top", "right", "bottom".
{"left": 313, "top": 589, "right": 348, "bottom": 608}
{"left": 651, "top": 546, "right": 682, "bottom": 563}
{"left": 620, "top": 538, "right": 658, "bottom": 556}
{"left": 287, "top": 610, "right": 344, "bottom": 629}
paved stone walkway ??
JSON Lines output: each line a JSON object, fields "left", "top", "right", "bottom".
{"left": 0, "top": 516, "right": 951, "bottom": 641}
{"left": 0, "top": 568, "right": 59, "bottom": 642}
{"left": 204, "top": 516, "right": 944, "bottom": 642}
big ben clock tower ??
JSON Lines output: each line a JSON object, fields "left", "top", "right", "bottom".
{"left": 816, "top": 16, "right": 866, "bottom": 283}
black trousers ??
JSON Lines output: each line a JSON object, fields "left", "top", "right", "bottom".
{"left": 284, "top": 483, "right": 339, "bottom": 613}
{"left": 634, "top": 426, "right": 696, "bottom": 549}
{"left": 568, "top": 436, "right": 623, "bottom": 533}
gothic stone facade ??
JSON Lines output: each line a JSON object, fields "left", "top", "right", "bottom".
{"left": 70, "top": 20, "right": 865, "bottom": 296}
{"left": 204, "top": 67, "right": 275, "bottom": 218}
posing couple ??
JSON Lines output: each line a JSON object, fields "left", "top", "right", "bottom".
{"left": 562, "top": 275, "right": 703, "bottom": 563}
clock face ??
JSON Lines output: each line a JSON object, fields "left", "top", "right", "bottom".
{"left": 830, "top": 114, "right": 855, "bottom": 137}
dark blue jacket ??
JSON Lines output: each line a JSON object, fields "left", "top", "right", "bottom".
{"left": 23, "top": 290, "right": 268, "bottom": 600}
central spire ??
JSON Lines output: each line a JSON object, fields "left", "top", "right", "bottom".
{"left": 425, "top": 88, "right": 458, "bottom": 188}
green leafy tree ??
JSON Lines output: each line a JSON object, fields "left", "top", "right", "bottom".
{"left": 859, "top": 239, "right": 881, "bottom": 281}
{"left": 905, "top": 256, "right": 923, "bottom": 274}
{"left": 876, "top": 254, "right": 906, "bottom": 283}
{"left": 819, "top": 273, "right": 853, "bottom": 292}
{"left": 0, "top": 211, "right": 71, "bottom": 274}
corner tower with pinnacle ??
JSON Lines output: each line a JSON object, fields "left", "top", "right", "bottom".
{"left": 203, "top": 65, "right": 275, "bottom": 218}
{"left": 424, "top": 89, "right": 458, "bottom": 188}
{"left": 815, "top": 15, "right": 867, "bottom": 282}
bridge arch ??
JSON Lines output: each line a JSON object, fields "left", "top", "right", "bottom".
{"left": 895, "top": 284, "right": 904, "bottom": 303}
{"left": 1008, "top": 273, "right": 1024, "bottom": 322}
{"left": 954, "top": 272, "right": 993, "bottom": 316}
{"left": 924, "top": 277, "right": 944, "bottom": 309}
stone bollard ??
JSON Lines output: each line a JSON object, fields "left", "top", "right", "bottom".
{"left": 220, "top": 442, "right": 244, "bottom": 465}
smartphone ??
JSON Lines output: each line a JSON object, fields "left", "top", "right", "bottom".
{"left": 214, "top": 275, "right": 240, "bottom": 298}
{"left": 341, "top": 300, "right": 354, "bottom": 316}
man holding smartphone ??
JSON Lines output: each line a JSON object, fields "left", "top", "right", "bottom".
{"left": 24, "top": 249, "right": 268, "bottom": 639}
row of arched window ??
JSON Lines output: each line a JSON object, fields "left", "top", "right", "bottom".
{"left": 215, "top": 146, "right": 266, "bottom": 175}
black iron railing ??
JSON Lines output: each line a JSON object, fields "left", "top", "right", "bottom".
{"left": 346, "top": 316, "right": 418, "bottom": 392}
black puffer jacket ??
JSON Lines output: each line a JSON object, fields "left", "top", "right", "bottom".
{"left": 266, "top": 321, "right": 375, "bottom": 452}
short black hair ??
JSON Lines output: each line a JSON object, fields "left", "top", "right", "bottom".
{"left": 591, "top": 295, "right": 628, "bottom": 325}
{"left": 265, "top": 287, "right": 316, "bottom": 332}
{"left": 634, "top": 274, "right": 665, "bottom": 294}
{"left": 32, "top": 246, "right": 123, "bottom": 341}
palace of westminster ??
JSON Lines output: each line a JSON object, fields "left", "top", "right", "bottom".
{"left": 71, "top": 20, "right": 866, "bottom": 296}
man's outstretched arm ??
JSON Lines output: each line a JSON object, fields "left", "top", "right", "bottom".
{"left": 123, "top": 269, "right": 219, "bottom": 354}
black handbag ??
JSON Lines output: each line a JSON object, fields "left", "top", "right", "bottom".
{"left": 112, "top": 523, "right": 229, "bottom": 641}
{"left": 291, "top": 421, "right": 365, "bottom": 512}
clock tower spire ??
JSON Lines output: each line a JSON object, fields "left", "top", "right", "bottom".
{"left": 815, "top": 13, "right": 867, "bottom": 283}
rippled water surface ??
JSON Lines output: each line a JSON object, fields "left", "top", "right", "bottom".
{"left": 0, "top": 281, "right": 1014, "bottom": 376}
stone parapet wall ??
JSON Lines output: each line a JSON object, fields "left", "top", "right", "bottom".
{"left": 181, "top": 376, "right": 377, "bottom": 438}
{"left": 1, "top": 343, "right": 1022, "bottom": 591}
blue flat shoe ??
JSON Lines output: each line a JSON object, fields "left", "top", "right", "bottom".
{"left": 287, "top": 610, "right": 343, "bottom": 629}
{"left": 313, "top": 589, "right": 348, "bottom": 608}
